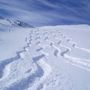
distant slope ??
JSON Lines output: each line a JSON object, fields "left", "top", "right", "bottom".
{"left": 0, "top": 16, "right": 34, "bottom": 32}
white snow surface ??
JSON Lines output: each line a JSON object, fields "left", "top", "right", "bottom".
{"left": 0, "top": 25, "right": 90, "bottom": 90}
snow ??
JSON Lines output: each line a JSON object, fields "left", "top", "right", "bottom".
{"left": 0, "top": 25, "right": 90, "bottom": 90}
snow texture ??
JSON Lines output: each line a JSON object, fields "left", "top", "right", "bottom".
{"left": 0, "top": 25, "right": 90, "bottom": 90}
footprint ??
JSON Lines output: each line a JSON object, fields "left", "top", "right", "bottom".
{"left": 36, "top": 47, "right": 43, "bottom": 52}
{"left": 36, "top": 41, "right": 41, "bottom": 45}
{"left": 35, "top": 36, "right": 40, "bottom": 40}
{"left": 44, "top": 37, "right": 48, "bottom": 41}
{"left": 57, "top": 40, "right": 61, "bottom": 45}
{"left": 33, "top": 54, "right": 45, "bottom": 62}
{"left": 61, "top": 49, "right": 69, "bottom": 56}
{"left": 54, "top": 50, "right": 59, "bottom": 57}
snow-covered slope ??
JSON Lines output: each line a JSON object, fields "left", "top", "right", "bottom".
{"left": 0, "top": 17, "right": 34, "bottom": 29}
{"left": 0, "top": 25, "right": 90, "bottom": 90}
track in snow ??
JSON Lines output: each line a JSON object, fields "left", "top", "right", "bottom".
{"left": 0, "top": 27, "right": 90, "bottom": 90}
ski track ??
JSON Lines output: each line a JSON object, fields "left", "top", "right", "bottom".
{"left": 0, "top": 27, "right": 90, "bottom": 90}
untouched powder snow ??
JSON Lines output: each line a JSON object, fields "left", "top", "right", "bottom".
{"left": 0, "top": 25, "right": 90, "bottom": 90}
